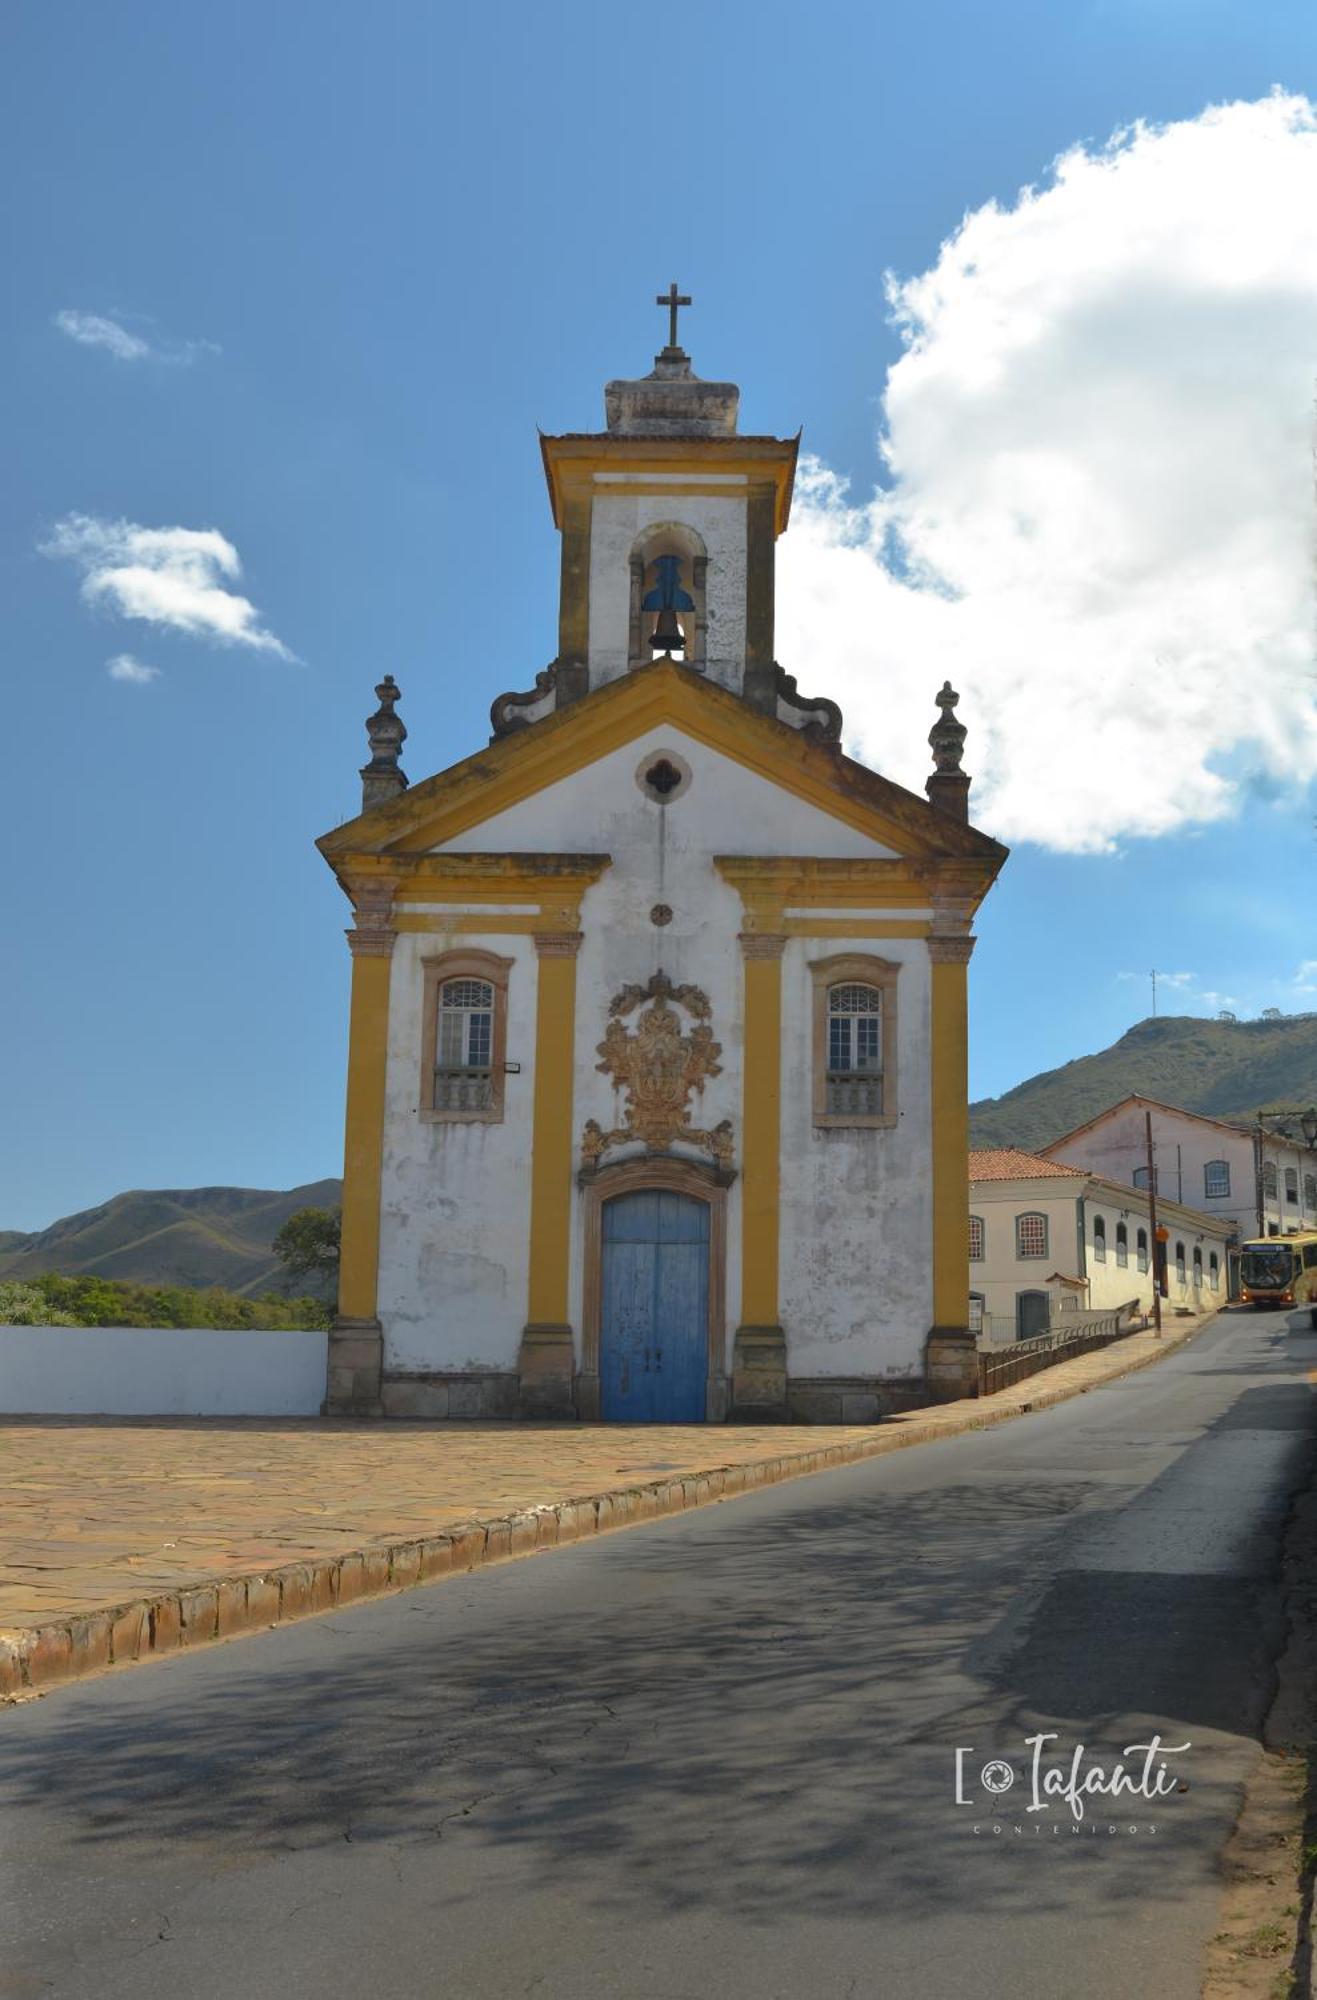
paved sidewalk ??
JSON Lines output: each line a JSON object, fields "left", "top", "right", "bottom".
{"left": 0, "top": 1309, "right": 1219, "bottom": 1694}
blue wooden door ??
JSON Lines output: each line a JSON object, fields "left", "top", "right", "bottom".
{"left": 600, "top": 1191, "right": 709, "bottom": 1422}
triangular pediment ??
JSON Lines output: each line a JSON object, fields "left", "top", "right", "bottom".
{"left": 318, "top": 661, "right": 1006, "bottom": 879}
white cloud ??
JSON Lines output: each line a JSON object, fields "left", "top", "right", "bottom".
{"left": 54, "top": 311, "right": 151, "bottom": 361}
{"left": 778, "top": 92, "right": 1317, "bottom": 853}
{"left": 106, "top": 653, "right": 161, "bottom": 684}
{"left": 42, "top": 515, "right": 293, "bottom": 658}
{"left": 53, "top": 309, "right": 218, "bottom": 365}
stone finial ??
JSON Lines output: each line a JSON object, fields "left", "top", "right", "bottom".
{"left": 925, "top": 681, "right": 971, "bottom": 820}
{"left": 360, "top": 675, "right": 408, "bottom": 810}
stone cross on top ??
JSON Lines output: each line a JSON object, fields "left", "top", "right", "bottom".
{"left": 656, "top": 282, "right": 691, "bottom": 354}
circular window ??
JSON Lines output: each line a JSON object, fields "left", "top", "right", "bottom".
{"left": 635, "top": 750, "right": 692, "bottom": 805}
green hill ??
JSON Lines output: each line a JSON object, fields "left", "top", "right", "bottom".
{"left": 970, "top": 1013, "right": 1317, "bottom": 1153}
{"left": 0, "top": 1179, "right": 342, "bottom": 1296}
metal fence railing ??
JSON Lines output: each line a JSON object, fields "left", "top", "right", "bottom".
{"left": 977, "top": 1302, "right": 1140, "bottom": 1398}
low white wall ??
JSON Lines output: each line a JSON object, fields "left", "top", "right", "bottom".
{"left": 0, "top": 1326, "right": 328, "bottom": 1418}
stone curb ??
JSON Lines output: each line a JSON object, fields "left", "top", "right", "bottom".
{"left": 0, "top": 1310, "right": 1215, "bottom": 1702}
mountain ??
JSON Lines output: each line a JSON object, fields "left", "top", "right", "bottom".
{"left": 0, "top": 1180, "right": 342, "bottom": 1296}
{"left": 970, "top": 1013, "right": 1317, "bottom": 1153}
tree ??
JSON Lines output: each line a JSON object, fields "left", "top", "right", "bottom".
{"left": 0, "top": 1281, "right": 78, "bottom": 1326}
{"left": 272, "top": 1206, "right": 341, "bottom": 1297}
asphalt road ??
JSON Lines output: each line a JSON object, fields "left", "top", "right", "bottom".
{"left": 4, "top": 1308, "right": 1315, "bottom": 2000}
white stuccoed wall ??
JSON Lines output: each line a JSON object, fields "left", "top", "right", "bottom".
{"left": 377, "top": 928, "right": 538, "bottom": 1373}
{"left": 587, "top": 491, "right": 748, "bottom": 692}
{"left": 778, "top": 935, "right": 934, "bottom": 1380}
{"left": 0, "top": 1325, "right": 328, "bottom": 1417}
{"left": 383, "top": 726, "right": 924, "bottom": 1381}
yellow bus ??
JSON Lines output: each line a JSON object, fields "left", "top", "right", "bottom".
{"left": 1238, "top": 1232, "right": 1317, "bottom": 1321}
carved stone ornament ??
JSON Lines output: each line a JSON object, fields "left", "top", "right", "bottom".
{"left": 581, "top": 970, "right": 733, "bottom": 1167}
{"left": 490, "top": 661, "right": 560, "bottom": 738}
{"left": 774, "top": 664, "right": 843, "bottom": 743}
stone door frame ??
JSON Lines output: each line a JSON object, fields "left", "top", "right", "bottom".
{"left": 578, "top": 1154, "right": 731, "bottom": 1422}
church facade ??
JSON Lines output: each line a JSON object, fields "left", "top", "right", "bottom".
{"left": 318, "top": 307, "right": 1007, "bottom": 1423}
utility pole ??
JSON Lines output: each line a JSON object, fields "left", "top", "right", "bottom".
{"left": 1145, "top": 1108, "right": 1163, "bottom": 1337}
{"left": 1150, "top": 968, "right": 1158, "bottom": 1018}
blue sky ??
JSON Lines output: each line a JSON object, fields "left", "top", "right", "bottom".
{"left": 4, "top": 2, "right": 1316, "bottom": 1231}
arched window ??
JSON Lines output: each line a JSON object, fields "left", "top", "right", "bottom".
{"left": 438, "top": 978, "right": 494, "bottom": 1108}
{"left": 1209, "top": 1251, "right": 1220, "bottom": 1290}
{"left": 1305, "top": 1174, "right": 1317, "bottom": 1210}
{"left": 628, "top": 523, "right": 707, "bottom": 668}
{"left": 1192, "top": 1246, "right": 1203, "bottom": 1288}
{"left": 810, "top": 956, "right": 899, "bottom": 1128}
{"left": 1016, "top": 1212, "right": 1049, "bottom": 1259}
{"left": 1204, "top": 1159, "right": 1230, "bottom": 1199}
{"left": 1115, "top": 1222, "right": 1128, "bottom": 1268}
{"left": 1175, "top": 1241, "right": 1187, "bottom": 1285}
{"left": 826, "top": 983, "right": 883, "bottom": 1117}
{"left": 1133, "top": 1165, "right": 1159, "bottom": 1193}
{"left": 968, "top": 1215, "right": 985, "bottom": 1262}
{"left": 1093, "top": 1216, "right": 1107, "bottom": 1262}
{"left": 420, "top": 950, "right": 513, "bottom": 1123}
{"left": 1285, "top": 1167, "right": 1299, "bottom": 1205}
{"left": 1262, "top": 1161, "right": 1278, "bottom": 1200}
{"left": 1136, "top": 1226, "right": 1149, "bottom": 1273}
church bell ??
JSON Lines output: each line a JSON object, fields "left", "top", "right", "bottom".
{"left": 650, "top": 606, "right": 685, "bottom": 654}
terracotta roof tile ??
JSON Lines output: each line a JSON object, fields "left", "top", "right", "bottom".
{"left": 969, "top": 1147, "right": 1087, "bottom": 1182}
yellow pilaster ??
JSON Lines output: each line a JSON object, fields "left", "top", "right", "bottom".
{"left": 739, "top": 933, "right": 785, "bottom": 1323}
{"left": 339, "top": 947, "right": 392, "bottom": 1318}
{"left": 732, "top": 928, "right": 788, "bottom": 1417}
{"left": 929, "top": 934, "right": 974, "bottom": 1331}
{"left": 327, "top": 880, "right": 396, "bottom": 1415}
{"left": 519, "top": 927, "right": 582, "bottom": 1414}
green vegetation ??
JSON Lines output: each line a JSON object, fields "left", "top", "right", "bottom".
{"left": 0, "top": 1272, "right": 331, "bottom": 1331}
{"left": 0, "top": 1178, "right": 342, "bottom": 1296}
{"left": 271, "top": 1206, "right": 340, "bottom": 1295}
{"left": 970, "top": 1012, "right": 1317, "bottom": 1153}
{"left": 0, "top": 1281, "right": 79, "bottom": 1326}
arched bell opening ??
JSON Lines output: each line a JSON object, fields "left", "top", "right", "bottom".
{"left": 628, "top": 523, "right": 708, "bottom": 670}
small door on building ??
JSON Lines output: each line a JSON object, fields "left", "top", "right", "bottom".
{"left": 1016, "top": 1290, "right": 1051, "bottom": 1340}
{"left": 600, "top": 1190, "right": 709, "bottom": 1421}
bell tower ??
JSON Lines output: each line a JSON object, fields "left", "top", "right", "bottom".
{"left": 493, "top": 289, "right": 802, "bottom": 735}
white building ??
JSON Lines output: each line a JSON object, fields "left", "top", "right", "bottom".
{"left": 317, "top": 312, "right": 1007, "bottom": 1422}
{"left": 968, "top": 1147, "right": 1233, "bottom": 1341}
{"left": 1041, "top": 1095, "right": 1317, "bottom": 1248}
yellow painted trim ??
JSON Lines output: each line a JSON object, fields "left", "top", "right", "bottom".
{"left": 740, "top": 952, "right": 783, "bottom": 1325}
{"left": 782, "top": 918, "right": 931, "bottom": 938}
{"left": 338, "top": 951, "right": 392, "bottom": 1322}
{"left": 395, "top": 913, "right": 554, "bottom": 935}
{"left": 526, "top": 948, "right": 579, "bottom": 1326}
{"left": 541, "top": 434, "right": 799, "bottom": 534}
{"left": 930, "top": 955, "right": 970, "bottom": 1330}
{"left": 319, "top": 664, "right": 1002, "bottom": 874}
{"left": 347, "top": 856, "right": 611, "bottom": 897}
